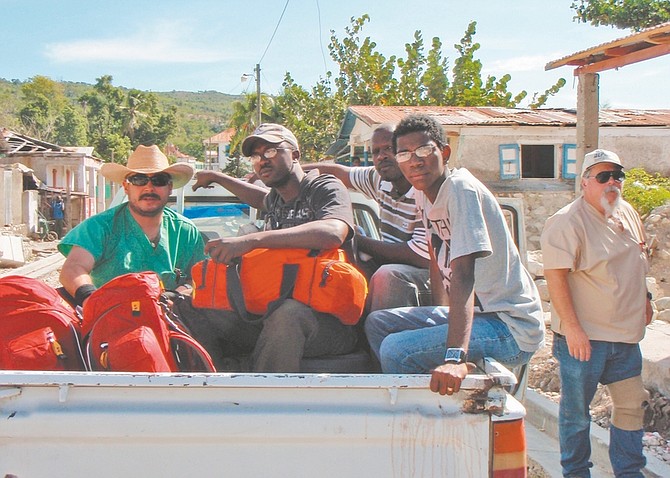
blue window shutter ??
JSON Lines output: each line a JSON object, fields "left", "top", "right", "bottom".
{"left": 563, "top": 144, "right": 577, "bottom": 179}
{"left": 499, "top": 144, "right": 520, "bottom": 179}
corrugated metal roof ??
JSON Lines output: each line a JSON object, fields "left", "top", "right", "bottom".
{"left": 347, "top": 106, "right": 670, "bottom": 127}
{"left": 546, "top": 22, "right": 670, "bottom": 72}
{"left": 1, "top": 127, "right": 64, "bottom": 154}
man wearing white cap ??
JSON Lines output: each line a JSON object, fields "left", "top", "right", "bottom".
{"left": 541, "top": 149, "right": 652, "bottom": 477}
{"left": 59, "top": 144, "right": 205, "bottom": 306}
{"left": 182, "top": 123, "right": 358, "bottom": 372}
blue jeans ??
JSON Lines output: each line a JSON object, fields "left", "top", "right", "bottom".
{"left": 553, "top": 334, "right": 645, "bottom": 478}
{"left": 364, "top": 306, "right": 533, "bottom": 373}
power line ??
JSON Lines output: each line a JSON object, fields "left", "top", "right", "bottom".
{"left": 258, "top": 0, "right": 290, "bottom": 65}
{"left": 316, "top": 0, "right": 329, "bottom": 75}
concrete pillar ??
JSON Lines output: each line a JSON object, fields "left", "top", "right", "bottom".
{"left": 2, "top": 167, "right": 23, "bottom": 226}
{"left": 88, "top": 167, "right": 96, "bottom": 215}
{"left": 22, "top": 190, "right": 39, "bottom": 234}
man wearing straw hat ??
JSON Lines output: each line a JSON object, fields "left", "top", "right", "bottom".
{"left": 58, "top": 144, "right": 206, "bottom": 307}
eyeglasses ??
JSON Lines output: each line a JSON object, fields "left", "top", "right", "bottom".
{"left": 395, "top": 144, "right": 436, "bottom": 163}
{"left": 249, "top": 147, "right": 293, "bottom": 164}
{"left": 126, "top": 173, "right": 172, "bottom": 187}
{"left": 587, "top": 170, "right": 625, "bottom": 184}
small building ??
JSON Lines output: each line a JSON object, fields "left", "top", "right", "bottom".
{"left": 0, "top": 128, "right": 104, "bottom": 236}
{"left": 328, "top": 106, "right": 670, "bottom": 249}
{"left": 204, "top": 128, "right": 235, "bottom": 171}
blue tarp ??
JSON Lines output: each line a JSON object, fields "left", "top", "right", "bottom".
{"left": 183, "top": 203, "right": 249, "bottom": 219}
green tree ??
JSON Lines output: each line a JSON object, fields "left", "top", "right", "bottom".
{"left": 571, "top": 0, "right": 670, "bottom": 31}
{"left": 222, "top": 156, "right": 252, "bottom": 178}
{"left": 227, "top": 92, "right": 277, "bottom": 157}
{"left": 272, "top": 15, "right": 565, "bottom": 162}
{"left": 326, "top": 16, "right": 559, "bottom": 109}
{"left": 79, "top": 75, "right": 177, "bottom": 162}
{"left": 448, "top": 22, "right": 529, "bottom": 107}
{"left": 0, "top": 78, "right": 22, "bottom": 130}
{"left": 95, "top": 133, "right": 132, "bottom": 165}
{"left": 422, "top": 37, "right": 450, "bottom": 105}
{"left": 529, "top": 78, "right": 568, "bottom": 109}
{"left": 448, "top": 22, "right": 484, "bottom": 106}
{"left": 18, "top": 76, "right": 69, "bottom": 141}
{"left": 79, "top": 75, "right": 125, "bottom": 143}
{"left": 275, "top": 73, "right": 346, "bottom": 162}
{"left": 396, "top": 32, "right": 427, "bottom": 105}
{"left": 54, "top": 105, "right": 88, "bottom": 146}
{"left": 328, "top": 15, "right": 398, "bottom": 105}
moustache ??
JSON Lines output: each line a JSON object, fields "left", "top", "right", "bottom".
{"left": 140, "top": 193, "right": 161, "bottom": 200}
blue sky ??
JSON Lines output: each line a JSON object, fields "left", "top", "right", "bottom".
{"left": 2, "top": 0, "right": 669, "bottom": 109}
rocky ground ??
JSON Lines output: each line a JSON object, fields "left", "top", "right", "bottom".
{"left": 528, "top": 322, "right": 670, "bottom": 465}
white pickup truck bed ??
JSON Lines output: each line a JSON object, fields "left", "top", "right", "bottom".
{"left": 0, "top": 361, "right": 525, "bottom": 478}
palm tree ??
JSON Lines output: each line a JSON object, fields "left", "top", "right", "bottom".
{"left": 228, "top": 93, "right": 277, "bottom": 156}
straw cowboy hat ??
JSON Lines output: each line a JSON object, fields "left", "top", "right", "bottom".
{"left": 101, "top": 145, "right": 194, "bottom": 189}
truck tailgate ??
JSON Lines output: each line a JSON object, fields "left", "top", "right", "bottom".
{"left": 0, "top": 372, "right": 520, "bottom": 478}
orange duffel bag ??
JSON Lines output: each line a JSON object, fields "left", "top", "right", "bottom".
{"left": 191, "top": 248, "right": 368, "bottom": 325}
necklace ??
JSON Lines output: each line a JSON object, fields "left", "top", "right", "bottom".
{"left": 148, "top": 232, "right": 161, "bottom": 248}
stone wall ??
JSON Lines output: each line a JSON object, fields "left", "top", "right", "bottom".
{"left": 496, "top": 190, "right": 575, "bottom": 252}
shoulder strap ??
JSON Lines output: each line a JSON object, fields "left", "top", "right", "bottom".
{"left": 236, "top": 262, "right": 300, "bottom": 324}
{"left": 226, "top": 260, "right": 248, "bottom": 320}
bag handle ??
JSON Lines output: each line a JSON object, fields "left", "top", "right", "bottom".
{"left": 169, "top": 331, "right": 216, "bottom": 372}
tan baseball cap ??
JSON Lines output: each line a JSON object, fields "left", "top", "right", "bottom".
{"left": 241, "top": 123, "right": 299, "bottom": 157}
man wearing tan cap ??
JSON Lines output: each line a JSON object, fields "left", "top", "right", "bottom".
{"left": 182, "top": 123, "right": 358, "bottom": 372}
{"left": 541, "top": 149, "right": 652, "bottom": 477}
{"left": 58, "top": 144, "right": 205, "bottom": 306}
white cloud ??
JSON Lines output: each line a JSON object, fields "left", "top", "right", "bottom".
{"left": 45, "top": 20, "right": 231, "bottom": 64}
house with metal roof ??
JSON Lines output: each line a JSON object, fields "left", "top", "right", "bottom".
{"left": 326, "top": 105, "right": 670, "bottom": 249}
{"left": 0, "top": 127, "right": 104, "bottom": 236}
{"left": 328, "top": 105, "right": 670, "bottom": 185}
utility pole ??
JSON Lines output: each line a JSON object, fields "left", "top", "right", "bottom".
{"left": 255, "top": 63, "right": 261, "bottom": 127}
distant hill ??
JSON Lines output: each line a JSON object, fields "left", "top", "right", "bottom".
{"left": 0, "top": 77, "right": 242, "bottom": 158}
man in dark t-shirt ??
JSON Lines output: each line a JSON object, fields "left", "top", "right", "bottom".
{"left": 179, "top": 123, "right": 358, "bottom": 372}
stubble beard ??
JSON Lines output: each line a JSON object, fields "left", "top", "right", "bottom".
{"left": 128, "top": 196, "right": 166, "bottom": 218}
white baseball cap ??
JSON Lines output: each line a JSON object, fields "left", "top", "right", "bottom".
{"left": 581, "top": 149, "right": 623, "bottom": 176}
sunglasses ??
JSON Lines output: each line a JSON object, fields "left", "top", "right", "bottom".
{"left": 126, "top": 173, "right": 172, "bottom": 187}
{"left": 249, "top": 147, "right": 293, "bottom": 164}
{"left": 395, "top": 144, "right": 436, "bottom": 163}
{"left": 587, "top": 170, "right": 625, "bottom": 184}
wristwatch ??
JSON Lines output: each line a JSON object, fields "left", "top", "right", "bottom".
{"left": 444, "top": 347, "right": 467, "bottom": 364}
